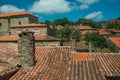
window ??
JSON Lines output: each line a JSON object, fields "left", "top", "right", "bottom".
{"left": 0, "top": 23, "right": 2, "bottom": 28}
{"left": 33, "top": 29, "right": 40, "bottom": 34}
{"left": 19, "top": 22, "right": 21, "bottom": 25}
{"left": 49, "top": 44, "right": 58, "bottom": 46}
{"left": 17, "top": 30, "right": 22, "bottom": 34}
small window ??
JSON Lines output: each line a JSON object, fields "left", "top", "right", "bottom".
{"left": 17, "top": 30, "right": 22, "bottom": 34}
{"left": 0, "top": 23, "right": 2, "bottom": 27}
{"left": 19, "top": 22, "right": 21, "bottom": 25}
{"left": 49, "top": 44, "right": 58, "bottom": 46}
{"left": 33, "top": 29, "right": 40, "bottom": 34}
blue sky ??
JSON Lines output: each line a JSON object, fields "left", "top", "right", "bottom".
{"left": 0, "top": 0, "right": 120, "bottom": 22}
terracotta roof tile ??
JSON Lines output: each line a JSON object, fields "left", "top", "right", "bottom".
{"left": 10, "top": 23, "right": 47, "bottom": 28}
{"left": 0, "top": 35, "right": 18, "bottom": 41}
{"left": 71, "top": 53, "right": 94, "bottom": 61}
{"left": 0, "top": 66, "right": 10, "bottom": 72}
{"left": 69, "top": 60, "right": 106, "bottom": 80}
{"left": 110, "top": 29, "right": 120, "bottom": 33}
{"left": 70, "top": 53, "right": 120, "bottom": 79}
{"left": 0, "top": 43, "right": 19, "bottom": 64}
{"left": 93, "top": 54, "right": 120, "bottom": 77}
{"left": 0, "top": 11, "right": 35, "bottom": 18}
{"left": 10, "top": 47, "right": 70, "bottom": 80}
{"left": 79, "top": 26, "right": 94, "bottom": 30}
{"left": 99, "top": 29, "right": 111, "bottom": 35}
{"left": 0, "top": 66, "right": 20, "bottom": 79}
{"left": 109, "top": 37, "right": 120, "bottom": 48}
{"left": 81, "top": 31, "right": 87, "bottom": 35}
{"left": 0, "top": 35, "right": 59, "bottom": 42}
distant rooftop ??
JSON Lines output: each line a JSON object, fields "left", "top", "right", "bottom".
{"left": 79, "top": 26, "right": 94, "bottom": 30}
{"left": 109, "top": 37, "right": 120, "bottom": 48}
{"left": 0, "top": 11, "right": 37, "bottom": 18}
{"left": 0, "top": 35, "right": 60, "bottom": 42}
{"left": 10, "top": 23, "right": 47, "bottom": 28}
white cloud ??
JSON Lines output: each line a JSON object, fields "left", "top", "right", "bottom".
{"left": 85, "top": 11, "right": 103, "bottom": 20}
{"left": 29, "top": 0, "right": 72, "bottom": 14}
{"left": 0, "top": 5, "right": 25, "bottom": 13}
{"left": 80, "top": 4, "right": 89, "bottom": 10}
{"left": 76, "top": 0, "right": 99, "bottom": 10}
{"left": 77, "top": 0, "right": 99, "bottom": 5}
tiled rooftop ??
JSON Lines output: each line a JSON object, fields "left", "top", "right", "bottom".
{"left": 10, "top": 23, "right": 47, "bottom": 28}
{"left": 0, "top": 35, "right": 59, "bottom": 42}
{"left": 79, "top": 26, "right": 94, "bottom": 30}
{"left": 0, "top": 11, "right": 36, "bottom": 18}
{"left": 69, "top": 60, "right": 106, "bottom": 80}
{"left": 10, "top": 47, "right": 71, "bottom": 80}
{"left": 109, "top": 37, "right": 120, "bottom": 48}
{"left": 0, "top": 42, "right": 120, "bottom": 80}
{"left": 0, "top": 43, "right": 19, "bottom": 64}
{"left": 71, "top": 53, "right": 94, "bottom": 61}
{"left": 99, "top": 29, "right": 111, "bottom": 35}
{"left": 70, "top": 53, "right": 120, "bottom": 80}
{"left": 93, "top": 54, "right": 120, "bottom": 77}
{"left": 110, "top": 29, "right": 120, "bottom": 33}
{"left": 0, "top": 66, "right": 20, "bottom": 79}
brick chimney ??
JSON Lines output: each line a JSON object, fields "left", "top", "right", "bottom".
{"left": 70, "top": 36, "right": 77, "bottom": 52}
{"left": 18, "top": 31, "right": 35, "bottom": 68}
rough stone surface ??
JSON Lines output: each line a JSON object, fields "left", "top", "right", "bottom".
{"left": 70, "top": 36, "right": 77, "bottom": 52}
{"left": 18, "top": 31, "right": 35, "bottom": 68}
{"left": 0, "top": 15, "right": 38, "bottom": 36}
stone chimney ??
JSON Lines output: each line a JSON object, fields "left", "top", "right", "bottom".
{"left": 70, "top": 36, "right": 77, "bottom": 52}
{"left": 18, "top": 31, "right": 35, "bottom": 68}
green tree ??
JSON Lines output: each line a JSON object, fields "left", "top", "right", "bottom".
{"left": 85, "top": 32, "right": 109, "bottom": 52}
{"left": 76, "top": 18, "right": 101, "bottom": 28}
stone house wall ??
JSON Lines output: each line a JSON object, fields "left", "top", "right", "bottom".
{"left": 35, "top": 41, "right": 60, "bottom": 47}
{"left": 10, "top": 27, "right": 48, "bottom": 35}
{"left": 0, "top": 15, "right": 38, "bottom": 36}
{"left": 10, "top": 15, "right": 38, "bottom": 27}
{"left": 0, "top": 18, "right": 10, "bottom": 36}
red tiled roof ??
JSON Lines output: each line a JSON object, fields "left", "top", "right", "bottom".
{"left": 71, "top": 53, "right": 94, "bottom": 61}
{"left": 0, "top": 35, "right": 59, "bottom": 42}
{"left": 0, "top": 35, "right": 18, "bottom": 41}
{"left": 0, "top": 11, "right": 34, "bottom": 18}
{"left": 110, "top": 29, "right": 120, "bottom": 33}
{"left": 10, "top": 47, "right": 70, "bottom": 80}
{"left": 69, "top": 60, "right": 106, "bottom": 80}
{"left": 0, "top": 43, "right": 19, "bottom": 64}
{"left": 93, "top": 54, "right": 120, "bottom": 77}
{"left": 10, "top": 23, "right": 47, "bottom": 28}
{"left": 99, "top": 29, "right": 111, "bottom": 35}
{"left": 79, "top": 26, "right": 94, "bottom": 30}
{"left": 0, "top": 42, "right": 120, "bottom": 79}
{"left": 81, "top": 31, "right": 87, "bottom": 35}
{"left": 0, "top": 66, "right": 20, "bottom": 79}
{"left": 109, "top": 37, "right": 120, "bottom": 48}
{"left": 106, "top": 20, "right": 120, "bottom": 23}
{"left": 0, "top": 66, "right": 10, "bottom": 72}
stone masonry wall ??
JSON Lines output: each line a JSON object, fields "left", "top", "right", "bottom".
{"left": 10, "top": 27, "right": 47, "bottom": 35}
{"left": 18, "top": 31, "right": 35, "bottom": 68}
{"left": 70, "top": 36, "right": 77, "bottom": 52}
{"left": 10, "top": 16, "right": 29, "bottom": 26}
{"left": 0, "top": 18, "right": 9, "bottom": 36}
